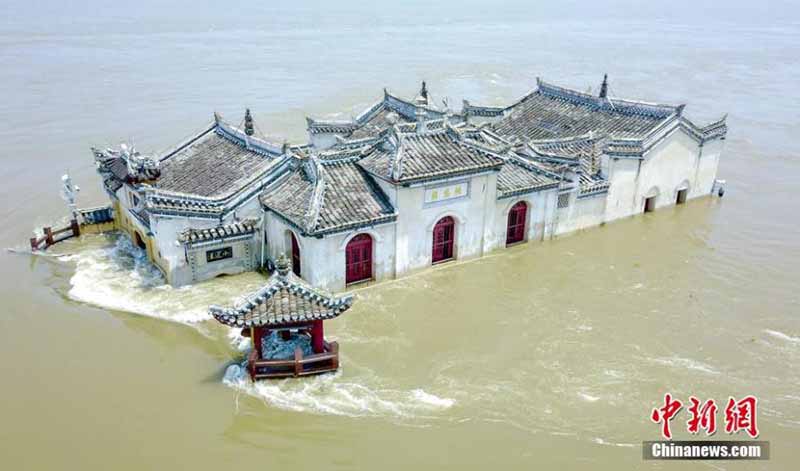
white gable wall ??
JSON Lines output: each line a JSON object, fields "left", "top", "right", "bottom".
{"left": 635, "top": 128, "right": 702, "bottom": 211}
{"left": 695, "top": 137, "right": 724, "bottom": 197}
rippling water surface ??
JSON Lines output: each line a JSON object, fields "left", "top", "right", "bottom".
{"left": 1, "top": 1, "right": 799, "bottom": 469}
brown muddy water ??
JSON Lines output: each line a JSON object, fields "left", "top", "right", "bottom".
{"left": 1, "top": 1, "right": 799, "bottom": 469}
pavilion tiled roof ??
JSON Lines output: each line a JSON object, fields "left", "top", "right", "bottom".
{"left": 209, "top": 259, "right": 353, "bottom": 328}
{"left": 155, "top": 117, "right": 284, "bottom": 198}
{"left": 358, "top": 124, "right": 505, "bottom": 184}
{"left": 259, "top": 149, "right": 397, "bottom": 236}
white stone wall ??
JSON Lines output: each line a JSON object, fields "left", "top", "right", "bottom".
{"left": 604, "top": 157, "right": 642, "bottom": 222}
{"left": 147, "top": 193, "right": 264, "bottom": 286}
{"left": 391, "top": 172, "right": 498, "bottom": 275}
{"left": 634, "top": 128, "right": 703, "bottom": 212}
{"left": 262, "top": 212, "right": 396, "bottom": 292}
{"left": 603, "top": 129, "right": 723, "bottom": 223}
{"left": 493, "top": 189, "right": 558, "bottom": 246}
{"left": 555, "top": 192, "right": 608, "bottom": 235}
{"left": 183, "top": 237, "right": 257, "bottom": 284}
{"left": 695, "top": 138, "right": 724, "bottom": 197}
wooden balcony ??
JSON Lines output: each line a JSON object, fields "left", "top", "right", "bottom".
{"left": 248, "top": 341, "right": 339, "bottom": 380}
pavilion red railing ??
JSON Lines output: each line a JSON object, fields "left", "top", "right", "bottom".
{"left": 248, "top": 341, "right": 339, "bottom": 380}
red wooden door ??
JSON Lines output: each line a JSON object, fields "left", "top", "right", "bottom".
{"left": 345, "top": 234, "right": 372, "bottom": 284}
{"left": 506, "top": 201, "right": 527, "bottom": 245}
{"left": 432, "top": 217, "right": 455, "bottom": 263}
{"left": 291, "top": 233, "right": 301, "bottom": 276}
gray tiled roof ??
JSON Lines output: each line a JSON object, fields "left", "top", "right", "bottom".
{"left": 358, "top": 124, "right": 505, "bottom": 184}
{"left": 178, "top": 218, "right": 259, "bottom": 246}
{"left": 155, "top": 122, "right": 283, "bottom": 198}
{"left": 260, "top": 151, "right": 396, "bottom": 236}
{"left": 307, "top": 86, "right": 446, "bottom": 141}
{"left": 520, "top": 133, "right": 610, "bottom": 196}
{"left": 496, "top": 156, "right": 560, "bottom": 199}
{"left": 493, "top": 79, "right": 681, "bottom": 141}
{"left": 209, "top": 267, "right": 353, "bottom": 327}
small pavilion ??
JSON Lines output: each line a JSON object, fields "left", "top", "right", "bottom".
{"left": 210, "top": 255, "right": 353, "bottom": 380}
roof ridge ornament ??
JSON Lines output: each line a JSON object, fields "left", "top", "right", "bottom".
{"left": 390, "top": 128, "right": 405, "bottom": 180}
{"left": 244, "top": 108, "right": 255, "bottom": 136}
{"left": 415, "top": 80, "right": 429, "bottom": 106}
{"left": 275, "top": 254, "right": 291, "bottom": 278}
{"left": 599, "top": 74, "right": 609, "bottom": 99}
{"left": 304, "top": 157, "right": 326, "bottom": 233}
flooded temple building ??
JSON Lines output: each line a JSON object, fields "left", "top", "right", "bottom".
{"left": 89, "top": 76, "right": 727, "bottom": 292}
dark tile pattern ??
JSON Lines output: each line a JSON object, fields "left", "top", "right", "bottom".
{"left": 260, "top": 152, "right": 396, "bottom": 236}
{"left": 178, "top": 218, "right": 259, "bottom": 245}
{"left": 209, "top": 271, "right": 353, "bottom": 327}
{"left": 493, "top": 83, "right": 676, "bottom": 141}
{"left": 156, "top": 129, "right": 279, "bottom": 197}
{"left": 358, "top": 125, "right": 505, "bottom": 184}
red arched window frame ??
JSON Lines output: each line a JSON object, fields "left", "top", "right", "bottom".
{"left": 291, "top": 233, "right": 301, "bottom": 276}
{"left": 432, "top": 216, "right": 456, "bottom": 264}
{"left": 345, "top": 234, "right": 373, "bottom": 284}
{"left": 506, "top": 201, "right": 528, "bottom": 245}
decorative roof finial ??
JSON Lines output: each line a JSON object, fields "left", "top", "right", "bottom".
{"left": 415, "top": 81, "right": 429, "bottom": 106}
{"left": 275, "top": 254, "right": 290, "bottom": 277}
{"left": 599, "top": 74, "right": 609, "bottom": 99}
{"left": 244, "top": 108, "right": 254, "bottom": 136}
{"left": 213, "top": 111, "right": 221, "bottom": 125}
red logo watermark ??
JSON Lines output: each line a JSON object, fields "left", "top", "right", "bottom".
{"left": 651, "top": 394, "right": 759, "bottom": 439}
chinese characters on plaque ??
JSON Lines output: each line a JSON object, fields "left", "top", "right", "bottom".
{"left": 424, "top": 182, "right": 468, "bottom": 205}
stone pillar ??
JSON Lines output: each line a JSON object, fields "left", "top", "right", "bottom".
{"left": 311, "top": 320, "right": 324, "bottom": 354}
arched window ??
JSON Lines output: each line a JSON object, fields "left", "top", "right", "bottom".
{"left": 290, "top": 233, "right": 301, "bottom": 276}
{"left": 506, "top": 201, "right": 528, "bottom": 245}
{"left": 432, "top": 216, "right": 455, "bottom": 264}
{"left": 345, "top": 234, "right": 373, "bottom": 284}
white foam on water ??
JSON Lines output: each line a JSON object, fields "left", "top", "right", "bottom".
{"left": 591, "top": 437, "right": 636, "bottom": 448}
{"left": 578, "top": 392, "right": 601, "bottom": 403}
{"left": 63, "top": 234, "right": 265, "bottom": 324}
{"left": 764, "top": 329, "right": 800, "bottom": 344}
{"left": 412, "top": 389, "right": 456, "bottom": 408}
{"left": 649, "top": 356, "right": 719, "bottom": 375}
{"left": 222, "top": 363, "right": 455, "bottom": 418}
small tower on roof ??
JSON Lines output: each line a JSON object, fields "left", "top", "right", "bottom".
{"left": 415, "top": 81, "right": 429, "bottom": 106}
{"left": 599, "top": 74, "right": 609, "bottom": 99}
{"left": 244, "top": 108, "right": 255, "bottom": 136}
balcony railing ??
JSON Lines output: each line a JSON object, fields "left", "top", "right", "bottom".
{"left": 248, "top": 341, "right": 339, "bottom": 380}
